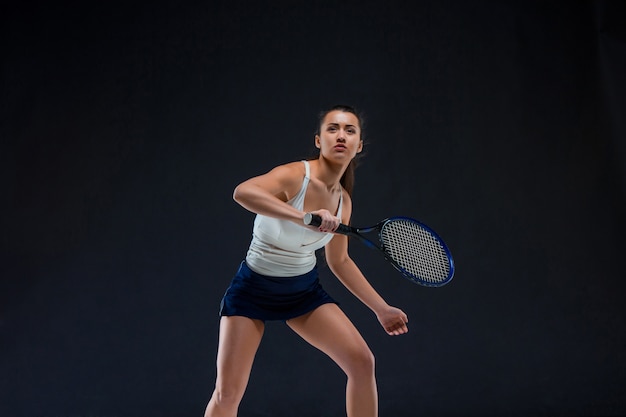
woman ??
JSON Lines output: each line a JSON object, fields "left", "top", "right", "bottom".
{"left": 204, "top": 104, "right": 409, "bottom": 417}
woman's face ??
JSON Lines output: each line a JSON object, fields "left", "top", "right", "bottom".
{"left": 316, "top": 110, "right": 363, "bottom": 161}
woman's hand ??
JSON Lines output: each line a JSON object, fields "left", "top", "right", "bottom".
{"left": 376, "top": 305, "right": 409, "bottom": 336}
{"left": 309, "top": 209, "right": 340, "bottom": 233}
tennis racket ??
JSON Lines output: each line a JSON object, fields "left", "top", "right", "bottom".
{"left": 304, "top": 213, "right": 454, "bottom": 287}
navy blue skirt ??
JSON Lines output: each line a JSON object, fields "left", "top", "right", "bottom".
{"left": 219, "top": 261, "right": 337, "bottom": 321}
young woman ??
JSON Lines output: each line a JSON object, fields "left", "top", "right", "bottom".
{"left": 204, "top": 105, "right": 409, "bottom": 417}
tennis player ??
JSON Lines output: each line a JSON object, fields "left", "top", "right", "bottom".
{"left": 204, "top": 105, "right": 409, "bottom": 417}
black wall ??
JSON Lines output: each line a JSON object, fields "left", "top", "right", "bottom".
{"left": 2, "top": 1, "right": 625, "bottom": 416}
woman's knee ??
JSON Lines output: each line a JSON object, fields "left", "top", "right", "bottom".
{"left": 343, "top": 346, "right": 376, "bottom": 378}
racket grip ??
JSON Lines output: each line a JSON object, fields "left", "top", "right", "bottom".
{"left": 304, "top": 213, "right": 354, "bottom": 235}
{"left": 303, "top": 212, "right": 322, "bottom": 227}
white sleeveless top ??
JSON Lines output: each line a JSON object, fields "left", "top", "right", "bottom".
{"left": 245, "top": 160, "right": 343, "bottom": 277}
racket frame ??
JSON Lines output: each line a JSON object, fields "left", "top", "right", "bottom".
{"left": 303, "top": 213, "right": 455, "bottom": 287}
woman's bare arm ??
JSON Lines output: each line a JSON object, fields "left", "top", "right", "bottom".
{"left": 233, "top": 163, "right": 306, "bottom": 223}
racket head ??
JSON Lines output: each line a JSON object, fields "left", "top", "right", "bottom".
{"left": 379, "top": 217, "right": 455, "bottom": 287}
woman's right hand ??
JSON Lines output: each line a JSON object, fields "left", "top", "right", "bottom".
{"left": 308, "top": 209, "right": 340, "bottom": 233}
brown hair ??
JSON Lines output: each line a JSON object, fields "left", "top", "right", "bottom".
{"left": 314, "top": 104, "right": 365, "bottom": 197}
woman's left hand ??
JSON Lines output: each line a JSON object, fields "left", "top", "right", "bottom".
{"left": 376, "top": 306, "right": 409, "bottom": 336}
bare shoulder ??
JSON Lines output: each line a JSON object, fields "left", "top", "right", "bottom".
{"left": 266, "top": 161, "right": 306, "bottom": 185}
{"left": 269, "top": 160, "right": 306, "bottom": 175}
{"left": 247, "top": 160, "right": 306, "bottom": 200}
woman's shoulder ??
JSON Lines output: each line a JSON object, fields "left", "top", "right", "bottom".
{"left": 283, "top": 159, "right": 309, "bottom": 170}
{"left": 260, "top": 160, "right": 308, "bottom": 191}
{"left": 269, "top": 160, "right": 307, "bottom": 177}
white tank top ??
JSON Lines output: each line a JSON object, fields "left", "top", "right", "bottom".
{"left": 245, "top": 160, "right": 343, "bottom": 277}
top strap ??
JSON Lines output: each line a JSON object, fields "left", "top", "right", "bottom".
{"left": 303, "top": 160, "right": 310, "bottom": 178}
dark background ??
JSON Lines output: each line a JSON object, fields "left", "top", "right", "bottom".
{"left": 2, "top": 1, "right": 625, "bottom": 416}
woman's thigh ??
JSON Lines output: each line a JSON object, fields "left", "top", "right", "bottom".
{"left": 215, "top": 316, "right": 265, "bottom": 387}
{"left": 286, "top": 304, "right": 374, "bottom": 376}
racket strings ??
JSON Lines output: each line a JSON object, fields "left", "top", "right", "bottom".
{"left": 380, "top": 220, "right": 451, "bottom": 284}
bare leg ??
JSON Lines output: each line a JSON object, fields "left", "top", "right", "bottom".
{"left": 287, "top": 304, "right": 377, "bottom": 417}
{"left": 204, "top": 316, "right": 265, "bottom": 417}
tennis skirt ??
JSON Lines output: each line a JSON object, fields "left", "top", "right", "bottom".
{"left": 219, "top": 261, "right": 337, "bottom": 321}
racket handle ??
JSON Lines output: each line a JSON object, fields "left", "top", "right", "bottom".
{"left": 303, "top": 212, "right": 322, "bottom": 226}
{"left": 303, "top": 213, "right": 354, "bottom": 235}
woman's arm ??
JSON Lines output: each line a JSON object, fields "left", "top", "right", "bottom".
{"left": 233, "top": 162, "right": 307, "bottom": 223}
{"left": 325, "top": 198, "right": 409, "bottom": 335}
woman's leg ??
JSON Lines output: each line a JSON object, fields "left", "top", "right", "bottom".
{"left": 204, "top": 316, "right": 265, "bottom": 417}
{"left": 286, "top": 304, "right": 378, "bottom": 417}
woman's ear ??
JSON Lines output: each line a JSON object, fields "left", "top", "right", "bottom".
{"left": 315, "top": 135, "right": 321, "bottom": 149}
{"left": 357, "top": 140, "right": 363, "bottom": 153}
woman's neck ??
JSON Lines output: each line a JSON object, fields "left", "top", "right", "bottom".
{"left": 312, "top": 158, "right": 345, "bottom": 191}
